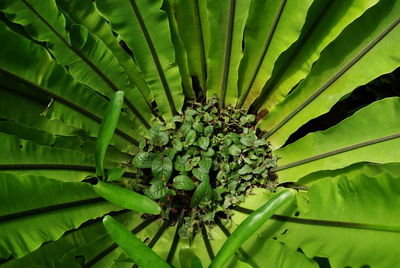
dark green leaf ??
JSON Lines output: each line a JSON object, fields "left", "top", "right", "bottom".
{"left": 192, "top": 168, "right": 210, "bottom": 182}
{"left": 204, "top": 125, "right": 214, "bottom": 136}
{"left": 199, "top": 158, "right": 213, "bottom": 172}
{"left": 228, "top": 144, "right": 241, "bottom": 156}
{"left": 228, "top": 133, "right": 241, "bottom": 145}
{"left": 145, "top": 179, "right": 172, "bottom": 200}
{"left": 238, "top": 164, "right": 252, "bottom": 175}
{"left": 149, "top": 126, "right": 169, "bottom": 146}
{"left": 240, "top": 133, "right": 256, "bottom": 147}
{"left": 185, "top": 156, "right": 201, "bottom": 172}
{"left": 173, "top": 139, "right": 183, "bottom": 151}
{"left": 164, "top": 148, "right": 177, "bottom": 160}
{"left": 191, "top": 180, "right": 212, "bottom": 207}
{"left": 175, "top": 155, "right": 190, "bottom": 172}
{"left": 204, "top": 148, "right": 216, "bottom": 157}
{"left": 179, "top": 121, "right": 192, "bottom": 136}
{"left": 151, "top": 155, "right": 173, "bottom": 180}
{"left": 192, "top": 122, "right": 204, "bottom": 133}
{"left": 173, "top": 175, "right": 197, "bottom": 190}
{"left": 197, "top": 136, "right": 210, "bottom": 150}
{"left": 185, "top": 129, "right": 197, "bottom": 145}
{"left": 132, "top": 152, "right": 157, "bottom": 168}
{"left": 252, "top": 165, "right": 267, "bottom": 175}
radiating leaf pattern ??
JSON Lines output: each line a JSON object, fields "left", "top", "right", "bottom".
{"left": 259, "top": 0, "right": 400, "bottom": 148}
{"left": 96, "top": 0, "right": 184, "bottom": 122}
{"left": 171, "top": 0, "right": 209, "bottom": 93}
{"left": 237, "top": 0, "right": 314, "bottom": 109}
{"left": 0, "top": 0, "right": 155, "bottom": 131}
{"left": 0, "top": 173, "right": 120, "bottom": 259}
{"left": 0, "top": 0, "right": 399, "bottom": 267}
{"left": 206, "top": 0, "right": 250, "bottom": 106}
{"left": 278, "top": 165, "right": 400, "bottom": 268}
{"left": 273, "top": 97, "right": 400, "bottom": 182}
{"left": 254, "top": 0, "right": 380, "bottom": 112}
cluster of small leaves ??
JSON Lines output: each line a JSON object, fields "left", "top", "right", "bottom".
{"left": 132, "top": 96, "right": 277, "bottom": 237}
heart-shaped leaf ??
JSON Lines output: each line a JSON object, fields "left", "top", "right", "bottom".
{"left": 132, "top": 152, "right": 157, "bottom": 169}
{"left": 198, "top": 136, "right": 210, "bottom": 150}
{"left": 173, "top": 175, "right": 197, "bottom": 190}
{"left": 192, "top": 168, "right": 210, "bottom": 182}
{"left": 185, "top": 129, "right": 197, "bottom": 145}
{"left": 228, "top": 144, "right": 241, "bottom": 156}
{"left": 191, "top": 180, "right": 212, "bottom": 207}
{"left": 151, "top": 155, "right": 173, "bottom": 180}
{"left": 145, "top": 178, "right": 173, "bottom": 200}
{"left": 149, "top": 126, "right": 169, "bottom": 146}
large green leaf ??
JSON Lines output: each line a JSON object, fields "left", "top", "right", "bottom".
{"left": 256, "top": 0, "right": 379, "bottom": 112}
{"left": 63, "top": 213, "right": 155, "bottom": 268}
{"left": 55, "top": 0, "right": 154, "bottom": 105}
{"left": 237, "top": 0, "right": 314, "bottom": 109}
{"left": 0, "top": 132, "right": 121, "bottom": 182}
{"left": 211, "top": 190, "right": 295, "bottom": 268}
{"left": 237, "top": 238, "right": 318, "bottom": 268}
{"left": 297, "top": 162, "right": 400, "bottom": 187}
{"left": 278, "top": 166, "right": 400, "bottom": 268}
{"left": 163, "top": 0, "right": 195, "bottom": 99}
{"left": 272, "top": 97, "right": 400, "bottom": 183}
{"left": 1, "top": 212, "right": 144, "bottom": 268}
{"left": 0, "top": 173, "right": 119, "bottom": 259}
{"left": 0, "top": 0, "right": 154, "bottom": 131}
{"left": 0, "top": 75, "right": 88, "bottom": 141}
{"left": 206, "top": 0, "right": 250, "bottom": 107}
{"left": 259, "top": 0, "right": 400, "bottom": 148}
{"left": 170, "top": 0, "right": 209, "bottom": 93}
{"left": 0, "top": 22, "right": 141, "bottom": 151}
{"left": 96, "top": 0, "right": 184, "bottom": 122}
{"left": 0, "top": 119, "right": 131, "bottom": 165}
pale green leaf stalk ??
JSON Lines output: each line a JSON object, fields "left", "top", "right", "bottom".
{"left": 95, "top": 91, "right": 124, "bottom": 179}
{"left": 103, "top": 215, "right": 170, "bottom": 268}
{"left": 211, "top": 189, "right": 295, "bottom": 267}
{"left": 94, "top": 181, "right": 161, "bottom": 214}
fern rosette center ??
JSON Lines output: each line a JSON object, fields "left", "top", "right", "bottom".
{"left": 131, "top": 97, "right": 277, "bottom": 237}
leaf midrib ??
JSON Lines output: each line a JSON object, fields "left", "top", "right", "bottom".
{"left": 252, "top": 0, "right": 335, "bottom": 111}
{"left": 265, "top": 17, "right": 400, "bottom": 138}
{"left": 0, "top": 68, "right": 139, "bottom": 145}
{"left": 272, "top": 133, "right": 400, "bottom": 172}
{"left": 128, "top": 0, "right": 177, "bottom": 116}
{"left": 0, "top": 197, "right": 105, "bottom": 223}
{"left": 0, "top": 164, "right": 137, "bottom": 178}
{"left": 82, "top": 216, "right": 158, "bottom": 268}
{"left": 219, "top": 0, "right": 236, "bottom": 107}
{"left": 21, "top": 0, "right": 150, "bottom": 129}
{"left": 238, "top": 0, "right": 287, "bottom": 108}
{"left": 194, "top": 0, "right": 208, "bottom": 92}
{"left": 233, "top": 206, "right": 400, "bottom": 233}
